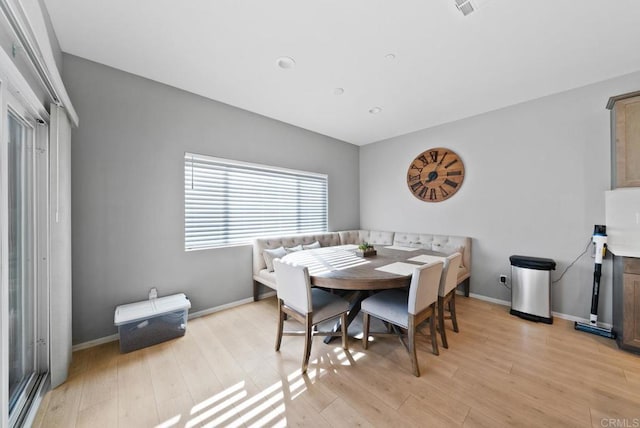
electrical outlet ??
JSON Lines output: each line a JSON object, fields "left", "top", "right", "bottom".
{"left": 499, "top": 275, "right": 507, "bottom": 284}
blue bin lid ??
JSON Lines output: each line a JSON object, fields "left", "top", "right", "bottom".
{"left": 509, "top": 255, "right": 556, "bottom": 270}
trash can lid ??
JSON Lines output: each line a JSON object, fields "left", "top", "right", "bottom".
{"left": 509, "top": 255, "right": 556, "bottom": 270}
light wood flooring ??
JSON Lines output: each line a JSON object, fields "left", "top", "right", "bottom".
{"left": 33, "top": 296, "right": 640, "bottom": 427}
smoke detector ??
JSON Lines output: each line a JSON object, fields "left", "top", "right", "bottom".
{"left": 276, "top": 57, "right": 296, "bottom": 69}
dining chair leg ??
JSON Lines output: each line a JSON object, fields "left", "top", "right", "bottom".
{"left": 362, "top": 312, "right": 370, "bottom": 350}
{"left": 275, "top": 300, "right": 284, "bottom": 351}
{"left": 429, "top": 307, "right": 439, "bottom": 356}
{"left": 450, "top": 293, "right": 459, "bottom": 333}
{"left": 438, "top": 298, "right": 448, "bottom": 349}
{"left": 340, "top": 312, "right": 349, "bottom": 350}
{"left": 408, "top": 316, "right": 420, "bottom": 377}
{"left": 302, "top": 314, "right": 313, "bottom": 374}
{"left": 384, "top": 321, "right": 393, "bottom": 333}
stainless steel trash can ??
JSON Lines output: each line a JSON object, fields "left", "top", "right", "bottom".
{"left": 509, "top": 255, "right": 556, "bottom": 324}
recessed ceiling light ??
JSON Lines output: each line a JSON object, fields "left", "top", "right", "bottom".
{"left": 454, "top": 0, "right": 475, "bottom": 15}
{"left": 385, "top": 53, "right": 396, "bottom": 60}
{"left": 333, "top": 88, "right": 344, "bottom": 95}
{"left": 276, "top": 56, "right": 296, "bottom": 69}
{"left": 369, "top": 107, "right": 382, "bottom": 114}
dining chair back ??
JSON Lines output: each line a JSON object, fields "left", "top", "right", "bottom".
{"left": 439, "top": 252, "right": 462, "bottom": 298}
{"left": 361, "top": 260, "right": 444, "bottom": 377}
{"left": 274, "top": 258, "right": 312, "bottom": 314}
{"left": 273, "top": 259, "right": 349, "bottom": 373}
{"left": 409, "top": 260, "right": 444, "bottom": 315}
{"left": 437, "top": 252, "right": 463, "bottom": 349}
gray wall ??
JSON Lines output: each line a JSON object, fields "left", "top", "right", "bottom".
{"left": 63, "top": 54, "right": 360, "bottom": 344}
{"left": 360, "top": 70, "right": 640, "bottom": 324}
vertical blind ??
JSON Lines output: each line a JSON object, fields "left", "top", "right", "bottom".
{"left": 185, "top": 153, "right": 328, "bottom": 250}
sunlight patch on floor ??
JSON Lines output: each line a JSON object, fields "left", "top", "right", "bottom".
{"left": 248, "top": 403, "right": 287, "bottom": 428}
{"left": 157, "top": 346, "right": 352, "bottom": 427}
{"left": 186, "top": 390, "right": 247, "bottom": 427}
{"left": 333, "top": 346, "right": 365, "bottom": 365}
{"left": 155, "top": 414, "right": 181, "bottom": 428}
{"left": 190, "top": 381, "right": 245, "bottom": 414}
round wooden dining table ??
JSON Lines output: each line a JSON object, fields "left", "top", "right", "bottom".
{"left": 281, "top": 245, "right": 431, "bottom": 289}
{"left": 281, "top": 245, "right": 443, "bottom": 342}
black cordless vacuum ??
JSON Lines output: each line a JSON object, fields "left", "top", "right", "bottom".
{"left": 574, "top": 225, "right": 615, "bottom": 339}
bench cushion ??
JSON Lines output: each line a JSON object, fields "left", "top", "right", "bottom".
{"left": 393, "top": 232, "right": 471, "bottom": 272}
{"left": 253, "top": 232, "right": 342, "bottom": 279}
{"left": 263, "top": 246, "right": 287, "bottom": 272}
{"left": 253, "top": 230, "right": 471, "bottom": 294}
{"left": 339, "top": 230, "right": 394, "bottom": 246}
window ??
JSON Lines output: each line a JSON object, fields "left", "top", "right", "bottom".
{"left": 185, "top": 153, "right": 328, "bottom": 250}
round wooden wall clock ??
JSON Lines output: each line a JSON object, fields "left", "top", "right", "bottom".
{"left": 407, "top": 148, "right": 465, "bottom": 202}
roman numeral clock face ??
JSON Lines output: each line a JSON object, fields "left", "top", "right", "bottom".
{"left": 407, "top": 148, "right": 465, "bottom": 202}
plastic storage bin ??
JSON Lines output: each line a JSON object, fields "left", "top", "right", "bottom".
{"left": 114, "top": 293, "right": 191, "bottom": 353}
{"left": 509, "top": 255, "right": 556, "bottom": 324}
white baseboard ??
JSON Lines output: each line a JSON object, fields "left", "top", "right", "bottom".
{"left": 74, "top": 290, "right": 611, "bottom": 351}
{"left": 72, "top": 334, "right": 119, "bottom": 351}
{"left": 551, "top": 311, "right": 612, "bottom": 329}
{"left": 467, "top": 293, "right": 612, "bottom": 329}
{"left": 71, "top": 291, "right": 277, "bottom": 352}
{"left": 468, "top": 292, "right": 510, "bottom": 307}
{"left": 189, "top": 291, "right": 276, "bottom": 319}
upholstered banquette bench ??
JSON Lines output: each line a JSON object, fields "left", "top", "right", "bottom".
{"left": 252, "top": 230, "right": 471, "bottom": 301}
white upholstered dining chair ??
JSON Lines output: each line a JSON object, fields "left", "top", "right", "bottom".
{"left": 361, "top": 260, "right": 444, "bottom": 377}
{"left": 438, "top": 252, "right": 463, "bottom": 348}
{"left": 273, "top": 259, "right": 350, "bottom": 373}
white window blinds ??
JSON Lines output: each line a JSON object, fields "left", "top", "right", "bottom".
{"left": 185, "top": 153, "right": 328, "bottom": 250}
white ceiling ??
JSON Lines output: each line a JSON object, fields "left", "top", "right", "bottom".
{"left": 44, "top": 0, "right": 640, "bottom": 145}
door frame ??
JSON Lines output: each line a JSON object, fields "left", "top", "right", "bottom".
{"left": 0, "top": 59, "right": 50, "bottom": 428}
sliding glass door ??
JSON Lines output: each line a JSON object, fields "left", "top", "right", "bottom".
{"left": 7, "top": 109, "right": 37, "bottom": 422}
{"left": 0, "top": 84, "right": 49, "bottom": 427}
